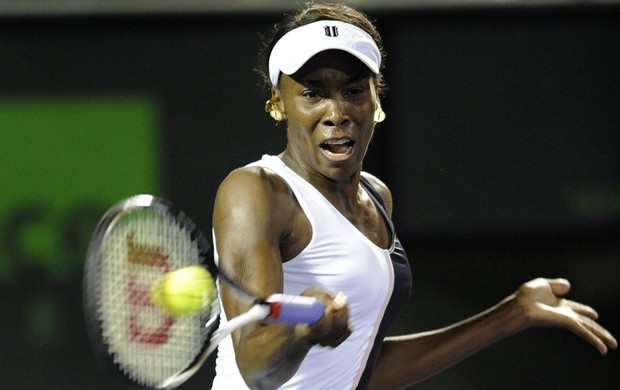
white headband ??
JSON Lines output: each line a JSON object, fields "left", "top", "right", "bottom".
{"left": 268, "top": 20, "right": 381, "bottom": 86}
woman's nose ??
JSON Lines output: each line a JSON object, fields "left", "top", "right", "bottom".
{"left": 322, "top": 99, "right": 350, "bottom": 127}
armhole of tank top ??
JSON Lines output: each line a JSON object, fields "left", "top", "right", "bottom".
{"left": 359, "top": 176, "right": 396, "bottom": 253}
{"left": 250, "top": 162, "right": 317, "bottom": 262}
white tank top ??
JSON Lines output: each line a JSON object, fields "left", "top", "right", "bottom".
{"left": 211, "top": 155, "right": 395, "bottom": 390}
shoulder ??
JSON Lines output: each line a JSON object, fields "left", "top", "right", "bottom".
{"left": 213, "top": 166, "right": 296, "bottom": 235}
{"left": 215, "top": 166, "right": 292, "bottom": 211}
{"left": 360, "top": 171, "right": 393, "bottom": 217}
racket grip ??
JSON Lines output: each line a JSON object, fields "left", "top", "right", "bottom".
{"left": 266, "top": 294, "right": 325, "bottom": 325}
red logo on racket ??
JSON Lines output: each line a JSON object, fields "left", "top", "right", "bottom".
{"left": 126, "top": 233, "right": 174, "bottom": 345}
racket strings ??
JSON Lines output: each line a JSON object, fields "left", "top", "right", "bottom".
{"left": 98, "top": 209, "right": 212, "bottom": 387}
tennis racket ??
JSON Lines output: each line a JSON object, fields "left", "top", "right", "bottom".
{"left": 83, "top": 194, "right": 325, "bottom": 389}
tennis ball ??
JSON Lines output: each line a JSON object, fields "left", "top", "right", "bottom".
{"left": 150, "top": 265, "right": 216, "bottom": 317}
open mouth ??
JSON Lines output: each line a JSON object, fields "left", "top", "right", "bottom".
{"left": 320, "top": 138, "right": 355, "bottom": 157}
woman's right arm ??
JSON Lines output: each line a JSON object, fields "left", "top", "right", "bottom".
{"left": 212, "top": 167, "right": 350, "bottom": 389}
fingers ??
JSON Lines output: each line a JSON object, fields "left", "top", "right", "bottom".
{"left": 333, "top": 291, "right": 348, "bottom": 308}
{"left": 301, "top": 288, "right": 352, "bottom": 348}
{"left": 544, "top": 298, "right": 617, "bottom": 355}
{"left": 545, "top": 278, "right": 571, "bottom": 297}
{"left": 520, "top": 278, "right": 617, "bottom": 354}
{"left": 314, "top": 321, "right": 352, "bottom": 347}
{"left": 317, "top": 291, "right": 352, "bottom": 347}
{"left": 556, "top": 295, "right": 617, "bottom": 353}
{"left": 570, "top": 311, "right": 618, "bottom": 354}
{"left": 562, "top": 298, "right": 599, "bottom": 320}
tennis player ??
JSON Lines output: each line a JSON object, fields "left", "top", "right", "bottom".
{"left": 210, "top": 3, "right": 617, "bottom": 389}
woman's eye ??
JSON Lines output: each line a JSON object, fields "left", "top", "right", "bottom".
{"left": 302, "top": 90, "right": 320, "bottom": 98}
{"left": 347, "top": 87, "right": 366, "bottom": 96}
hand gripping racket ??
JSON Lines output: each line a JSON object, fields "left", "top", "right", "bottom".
{"left": 83, "top": 194, "right": 325, "bottom": 389}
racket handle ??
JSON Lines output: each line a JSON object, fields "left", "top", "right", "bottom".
{"left": 266, "top": 294, "right": 325, "bottom": 325}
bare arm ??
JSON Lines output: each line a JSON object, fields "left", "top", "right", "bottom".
{"left": 213, "top": 167, "right": 350, "bottom": 389}
{"left": 368, "top": 278, "right": 617, "bottom": 390}
{"left": 359, "top": 172, "right": 616, "bottom": 390}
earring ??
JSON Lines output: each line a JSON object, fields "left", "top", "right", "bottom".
{"left": 270, "top": 110, "right": 285, "bottom": 122}
{"left": 265, "top": 99, "right": 285, "bottom": 122}
{"left": 374, "top": 106, "right": 386, "bottom": 123}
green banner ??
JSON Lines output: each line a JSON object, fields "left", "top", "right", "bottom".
{"left": 0, "top": 96, "right": 161, "bottom": 283}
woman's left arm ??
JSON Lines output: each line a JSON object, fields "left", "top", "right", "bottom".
{"left": 368, "top": 278, "right": 618, "bottom": 390}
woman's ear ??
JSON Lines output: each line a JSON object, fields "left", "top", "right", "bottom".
{"left": 265, "top": 86, "right": 286, "bottom": 122}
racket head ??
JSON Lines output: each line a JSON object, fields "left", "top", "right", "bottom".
{"left": 83, "top": 195, "right": 219, "bottom": 389}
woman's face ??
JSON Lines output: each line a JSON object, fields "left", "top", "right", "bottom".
{"left": 274, "top": 50, "right": 379, "bottom": 184}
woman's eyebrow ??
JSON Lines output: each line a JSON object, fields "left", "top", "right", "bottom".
{"left": 302, "top": 73, "right": 369, "bottom": 87}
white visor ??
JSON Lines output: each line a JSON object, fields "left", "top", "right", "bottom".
{"left": 268, "top": 20, "right": 381, "bottom": 86}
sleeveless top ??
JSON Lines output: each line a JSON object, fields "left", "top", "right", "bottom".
{"left": 211, "top": 155, "right": 412, "bottom": 389}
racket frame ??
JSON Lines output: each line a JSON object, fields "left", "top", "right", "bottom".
{"left": 84, "top": 194, "right": 326, "bottom": 389}
{"left": 83, "top": 195, "right": 216, "bottom": 389}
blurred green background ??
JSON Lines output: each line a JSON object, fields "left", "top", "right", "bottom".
{"left": 1, "top": 1, "right": 618, "bottom": 389}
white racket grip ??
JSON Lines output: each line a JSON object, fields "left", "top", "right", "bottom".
{"left": 266, "top": 294, "right": 326, "bottom": 325}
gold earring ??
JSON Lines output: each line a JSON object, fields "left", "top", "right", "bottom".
{"left": 265, "top": 99, "right": 285, "bottom": 122}
{"left": 374, "top": 106, "right": 386, "bottom": 123}
{"left": 270, "top": 110, "right": 285, "bottom": 122}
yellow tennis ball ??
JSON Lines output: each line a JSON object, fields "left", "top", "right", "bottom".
{"left": 150, "top": 265, "right": 216, "bottom": 317}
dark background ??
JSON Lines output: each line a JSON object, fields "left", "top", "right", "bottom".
{"left": 1, "top": 3, "right": 619, "bottom": 389}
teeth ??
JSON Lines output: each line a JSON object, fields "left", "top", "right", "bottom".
{"left": 323, "top": 139, "right": 351, "bottom": 145}
{"left": 321, "top": 138, "right": 354, "bottom": 156}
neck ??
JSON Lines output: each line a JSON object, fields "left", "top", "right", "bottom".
{"left": 278, "top": 150, "right": 363, "bottom": 213}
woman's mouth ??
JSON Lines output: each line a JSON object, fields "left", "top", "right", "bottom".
{"left": 320, "top": 138, "right": 355, "bottom": 160}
